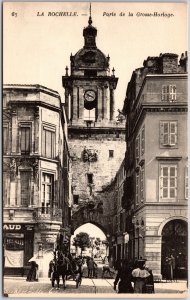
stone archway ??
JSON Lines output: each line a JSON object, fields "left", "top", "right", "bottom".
{"left": 71, "top": 205, "right": 112, "bottom": 236}
{"left": 161, "top": 219, "right": 187, "bottom": 279}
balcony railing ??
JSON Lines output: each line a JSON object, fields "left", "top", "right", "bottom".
{"left": 33, "top": 207, "right": 62, "bottom": 223}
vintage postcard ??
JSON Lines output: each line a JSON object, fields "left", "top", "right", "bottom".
{"left": 3, "top": 1, "right": 188, "bottom": 298}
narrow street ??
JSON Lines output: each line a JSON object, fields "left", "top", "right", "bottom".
{"left": 4, "top": 277, "right": 187, "bottom": 296}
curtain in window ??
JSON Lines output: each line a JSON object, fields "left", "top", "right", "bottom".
{"left": 20, "top": 127, "right": 30, "bottom": 153}
{"left": 5, "top": 250, "right": 24, "bottom": 267}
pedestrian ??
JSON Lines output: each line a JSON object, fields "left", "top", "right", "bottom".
{"left": 93, "top": 261, "right": 98, "bottom": 278}
{"left": 132, "top": 259, "right": 150, "bottom": 293}
{"left": 144, "top": 268, "right": 155, "bottom": 293}
{"left": 26, "top": 261, "right": 38, "bottom": 282}
{"left": 113, "top": 259, "right": 134, "bottom": 293}
{"left": 87, "top": 258, "right": 94, "bottom": 278}
{"left": 170, "top": 254, "right": 176, "bottom": 281}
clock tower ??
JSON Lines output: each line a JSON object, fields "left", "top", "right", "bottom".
{"left": 62, "top": 13, "right": 125, "bottom": 234}
{"left": 62, "top": 14, "right": 118, "bottom": 127}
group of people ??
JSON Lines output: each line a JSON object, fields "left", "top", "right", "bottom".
{"left": 26, "top": 251, "right": 155, "bottom": 294}
{"left": 113, "top": 259, "right": 154, "bottom": 294}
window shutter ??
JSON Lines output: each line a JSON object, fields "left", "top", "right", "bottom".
{"left": 141, "top": 126, "right": 145, "bottom": 155}
{"left": 163, "top": 122, "right": 169, "bottom": 145}
{"left": 3, "top": 127, "right": 8, "bottom": 154}
{"left": 162, "top": 85, "right": 166, "bottom": 101}
{"left": 140, "top": 166, "right": 144, "bottom": 200}
{"left": 170, "top": 85, "right": 176, "bottom": 101}
{"left": 170, "top": 122, "right": 177, "bottom": 145}
{"left": 160, "top": 122, "right": 164, "bottom": 145}
{"left": 135, "top": 136, "right": 139, "bottom": 164}
{"left": 136, "top": 173, "right": 139, "bottom": 204}
{"left": 185, "top": 166, "right": 188, "bottom": 199}
{"left": 42, "top": 128, "right": 46, "bottom": 156}
{"left": 160, "top": 165, "right": 164, "bottom": 199}
{"left": 20, "top": 171, "right": 30, "bottom": 206}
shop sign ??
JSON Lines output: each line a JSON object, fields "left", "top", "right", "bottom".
{"left": 3, "top": 224, "right": 22, "bottom": 231}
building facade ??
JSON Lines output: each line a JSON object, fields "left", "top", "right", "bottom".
{"left": 3, "top": 84, "right": 72, "bottom": 276}
{"left": 112, "top": 159, "right": 126, "bottom": 263}
{"left": 123, "top": 53, "right": 188, "bottom": 279}
{"left": 62, "top": 16, "right": 126, "bottom": 240}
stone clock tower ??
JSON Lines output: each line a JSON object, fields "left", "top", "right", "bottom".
{"left": 62, "top": 14, "right": 125, "bottom": 233}
{"left": 62, "top": 15, "right": 118, "bottom": 127}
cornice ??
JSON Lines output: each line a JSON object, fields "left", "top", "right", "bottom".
{"left": 3, "top": 84, "right": 60, "bottom": 99}
{"left": 8, "top": 100, "right": 61, "bottom": 113}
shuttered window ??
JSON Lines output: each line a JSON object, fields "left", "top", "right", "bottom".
{"left": 160, "top": 165, "right": 177, "bottom": 200}
{"left": 160, "top": 121, "right": 177, "bottom": 146}
{"left": 42, "top": 126, "right": 55, "bottom": 159}
{"left": 162, "top": 85, "right": 176, "bottom": 102}
{"left": 20, "top": 127, "right": 30, "bottom": 154}
{"left": 20, "top": 171, "right": 31, "bottom": 206}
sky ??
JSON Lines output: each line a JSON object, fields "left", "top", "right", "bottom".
{"left": 3, "top": 2, "right": 187, "bottom": 112}
{"left": 70, "top": 223, "right": 106, "bottom": 243}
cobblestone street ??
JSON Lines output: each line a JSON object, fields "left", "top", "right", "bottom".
{"left": 3, "top": 277, "right": 188, "bottom": 296}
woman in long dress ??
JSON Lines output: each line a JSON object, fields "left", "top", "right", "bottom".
{"left": 114, "top": 260, "right": 134, "bottom": 293}
{"left": 132, "top": 260, "right": 150, "bottom": 293}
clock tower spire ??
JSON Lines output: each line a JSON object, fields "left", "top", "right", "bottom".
{"left": 83, "top": 3, "right": 97, "bottom": 48}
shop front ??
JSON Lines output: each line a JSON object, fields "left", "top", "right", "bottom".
{"left": 3, "top": 223, "right": 34, "bottom": 276}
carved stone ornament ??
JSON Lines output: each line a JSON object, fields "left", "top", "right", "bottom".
{"left": 82, "top": 147, "right": 98, "bottom": 162}
{"left": 10, "top": 158, "right": 17, "bottom": 179}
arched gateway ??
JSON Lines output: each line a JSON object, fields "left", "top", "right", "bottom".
{"left": 161, "top": 219, "right": 187, "bottom": 279}
{"left": 72, "top": 205, "right": 111, "bottom": 236}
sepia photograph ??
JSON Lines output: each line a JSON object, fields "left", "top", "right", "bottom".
{"left": 3, "top": 1, "right": 188, "bottom": 298}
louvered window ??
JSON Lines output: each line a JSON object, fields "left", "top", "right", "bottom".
{"left": 20, "top": 171, "right": 31, "bottom": 206}
{"left": 42, "top": 126, "right": 55, "bottom": 159}
{"left": 162, "top": 85, "right": 176, "bottom": 102}
{"left": 160, "top": 165, "right": 177, "bottom": 200}
{"left": 160, "top": 121, "right": 177, "bottom": 146}
{"left": 20, "top": 127, "right": 30, "bottom": 154}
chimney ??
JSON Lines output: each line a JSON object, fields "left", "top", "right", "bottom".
{"left": 179, "top": 51, "right": 188, "bottom": 73}
{"left": 160, "top": 53, "right": 178, "bottom": 74}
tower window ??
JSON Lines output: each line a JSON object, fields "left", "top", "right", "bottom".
{"left": 84, "top": 70, "right": 97, "bottom": 77}
{"left": 73, "top": 195, "right": 79, "bottom": 205}
{"left": 87, "top": 173, "right": 93, "bottom": 184}
{"left": 109, "top": 150, "right": 114, "bottom": 158}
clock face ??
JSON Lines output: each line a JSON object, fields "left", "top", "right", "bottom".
{"left": 84, "top": 90, "right": 96, "bottom": 102}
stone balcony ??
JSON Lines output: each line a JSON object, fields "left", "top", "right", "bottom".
{"left": 3, "top": 206, "right": 62, "bottom": 224}
{"left": 33, "top": 207, "right": 62, "bottom": 223}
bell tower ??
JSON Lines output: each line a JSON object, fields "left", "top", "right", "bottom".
{"left": 62, "top": 8, "right": 125, "bottom": 233}
{"left": 62, "top": 12, "right": 118, "bottom": 127}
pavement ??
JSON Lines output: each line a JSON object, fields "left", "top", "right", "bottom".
{"left": 3, "top": 276, "right": 188, "bottom": 297}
